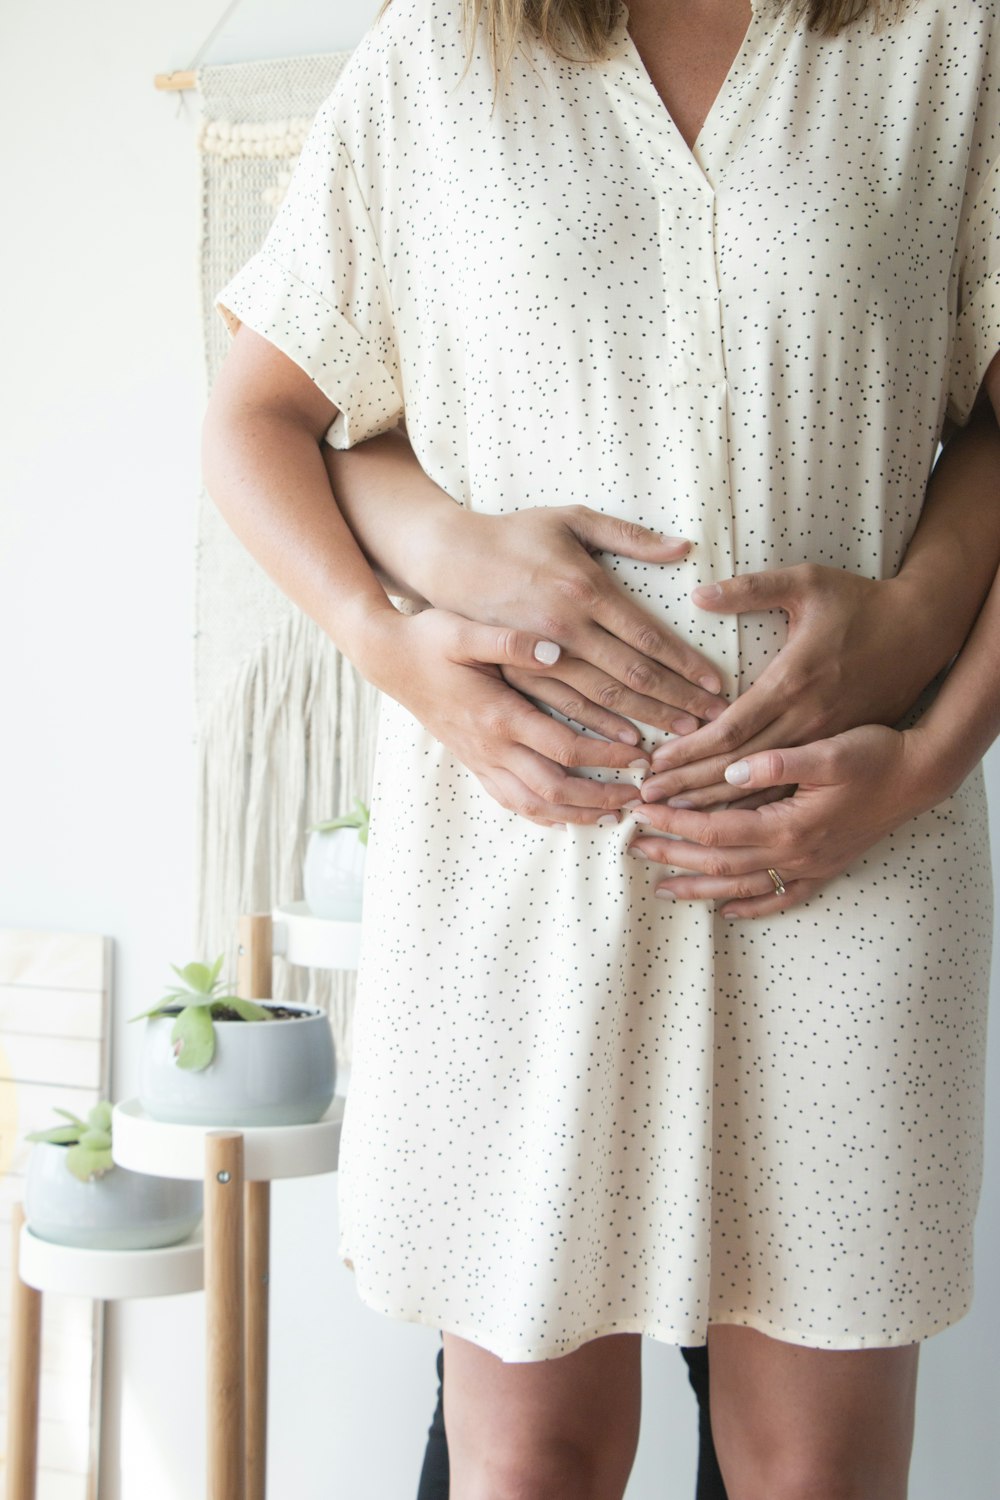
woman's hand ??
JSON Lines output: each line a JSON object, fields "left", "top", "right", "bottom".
{"left": 425, "top": 505, "right": 728, "bottom": 737}
{"left": 324, "top": 429, "right": 729, "bottom": 741}
{"left": 627, "top": 723, "right": 942, "bottom": 916}
{"left": 639, "top": 565, "right": 952, "bottom": 808}
{"left": 368, "top": 608, "right": 651, "bottom": 827}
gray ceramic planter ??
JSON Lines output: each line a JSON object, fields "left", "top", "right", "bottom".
{"left": 139, "top": 1002, "right": 336, "bottom": 1127}
{"left": 25, "top": 1142, "right": 202, "bottom": 1251}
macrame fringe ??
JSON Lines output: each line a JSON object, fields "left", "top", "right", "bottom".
{"left": 194, "top": 608, "right": 380, "bottom": 1067}
{"left": 197, "top": 117, "right": 314, "bottom": 159}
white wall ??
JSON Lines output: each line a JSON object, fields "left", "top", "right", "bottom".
{"left": 0, "top": 2, "right": 996, "bottom": 1496}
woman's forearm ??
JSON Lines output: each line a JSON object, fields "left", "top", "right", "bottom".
{"left": 202, "top": 401, "right": 403, "bottom": 691}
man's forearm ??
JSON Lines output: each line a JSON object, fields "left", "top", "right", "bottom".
{"left": 322, "top": 426, "right": 467, "bottom": 604}
{"left": 890, "top": 405, "right": 1000, "bottom": 675}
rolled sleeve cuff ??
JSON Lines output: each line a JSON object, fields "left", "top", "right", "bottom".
{"left": 215, "top": 253, "right": 404, "bottom": 448}
{"left": 946, "top": 269, "right": 1000, "bottom": 426}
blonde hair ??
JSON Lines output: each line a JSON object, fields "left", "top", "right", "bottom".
{"left": 377, "top": 0, "right": 896, "bottom": 85}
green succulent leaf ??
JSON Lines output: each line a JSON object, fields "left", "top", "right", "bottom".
{"left": 79, "top": 1128, "right": 112, "bottom": 1153}
{"left": 171, "top": 1004, "right": 216, "bottom": 1071}
{"left": 311, "top": 797, "right": 371, "bottom": 845}
{"left": 223, "top": 998, "right": 270, "bottom": 1023}
{"left": 87, "top": 1102, "right": 113, "bottom": 1132}
{"left": 66, "top": 1143, "right": 114, "bottom": 1182}
{"left": 174, "top": 960, "right": 215, "bottom": 994}
{"left": 53, "top": 1107, "right": 87, "bottom": 1127}
{"left": 26, "top": 1125, "right": 82, "bottom": 1145}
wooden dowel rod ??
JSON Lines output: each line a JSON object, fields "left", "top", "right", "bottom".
{"left": 154, "top": 70, "right": 197, "bottom": 91}
{"left": 206, "top": 1132, "right": 246, "bottom": 1500}
{"left": 245, "top": 1180, "right": 271, "bottom": 1500}
{"left": 237, "top": 914, "right": 273, "bottom": 1002}
{"left": 6, "top": 1204, "right": 41, "bottom": 1500}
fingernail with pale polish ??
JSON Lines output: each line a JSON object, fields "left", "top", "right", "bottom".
{"left": 534, "top": 640, "right": 560, "bottom": 665}
{"left": 705, "top": 702, "right": 728, "bottom": 721}
{"left": 627, "top": 844, "right": 645, "bottom": 858}
{"left": 629, "top": 758, "right": 650, "bottom": 771}
{"left": 692, "top": 583, "right": 722, "bottom": 603}
{"left": 617, "top": 728, "right": 640, "bottom": 745}
{"left": 672, "top": 715, "right": 700, "bottom": 735}
{"left": 699, "top": 674, "right": 723, "bottom": 694}
{"left": 667, "top": 798, "right": 695, "bottom": 809}
{"left": 597, "top": 813, "right": 619, "bottom": 827}
{"left": 658, "top": 534, "right": 690, "bottom": 545}
{"left": 631, "top": 810, "right": 653, "bottom": 825}
{"left": 725, "top": 761, "right": 751, "bottom": 785}
{"left": 654, "top": 888, "right": 677, "bottom": 900}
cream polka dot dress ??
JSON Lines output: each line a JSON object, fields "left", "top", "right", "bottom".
{"left": 217, "top": 0, "right": 1000, "bottom": 1358}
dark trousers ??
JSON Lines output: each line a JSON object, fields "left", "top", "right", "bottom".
{"left": 416, "top": 1342, "right": 729, "bottom": 1500}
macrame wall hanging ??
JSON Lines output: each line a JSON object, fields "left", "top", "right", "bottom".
{"left": 194, "top": 53, "right": 381, "bottom": 1065}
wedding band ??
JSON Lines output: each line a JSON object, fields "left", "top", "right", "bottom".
{"left": 767, "top": 868, "right": 786, "bottom": 896}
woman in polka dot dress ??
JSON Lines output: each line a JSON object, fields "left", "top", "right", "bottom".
{"left": 203, "top": 0, "right": 1000, "bottom": 1493}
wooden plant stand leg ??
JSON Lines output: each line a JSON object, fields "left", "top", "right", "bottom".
{"left": 206, "top": 1132, "right": 246, "bottom": 1500}
{"left": 6, "top": 1203, "right": 41, "bottom": 1500}
{"left": 245, "top": 1180, "right": 271, "bottom": 1500}
{"left": 237, "top": 912, "right": 274, "bottom": 1500}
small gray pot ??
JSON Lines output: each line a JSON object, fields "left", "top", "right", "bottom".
{"left": 25, "top": 1142, "right": 202, "bottom": 1251}
{"left": 139, "top": 1002, "right": 336, "bottom": 1127}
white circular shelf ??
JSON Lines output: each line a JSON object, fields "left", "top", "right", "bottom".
{"left": 272, "top": 901, "right": 361, "bottom": 971}
{"left": 112, "top": 1097, "right": 344, "bottom": 1182}
{"left": 18, "top": 1223, "right": 204, "bottom": 1300}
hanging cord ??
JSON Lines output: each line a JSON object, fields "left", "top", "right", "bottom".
{"left": 171, "top": 0, "right": 250, "bottom": 116}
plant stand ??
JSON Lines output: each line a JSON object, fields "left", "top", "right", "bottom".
{"left": 113, "top": 909, "right": 360, "bottom": 1500}
{"left": 5, "top": 1201, "right": 204, "bottom": 1500}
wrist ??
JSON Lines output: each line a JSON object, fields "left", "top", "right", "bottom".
{"left": 343, "top": 600, "right": 411, "bottom": 696}
{"left": 886, "top": 555, "right": 971, "bottom": 680}
{"left": 409, "top": 503, "right": 491, "bottom": 607}
{"left": 899, "top": 721, "right": 968, "bottom": 813}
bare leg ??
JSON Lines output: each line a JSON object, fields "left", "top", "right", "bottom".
{"left": 707, "top": 1325, "right": 920, "bottom": 1500}
{"left": 442, "top": 1330, "right": 642, "bottom": 1500}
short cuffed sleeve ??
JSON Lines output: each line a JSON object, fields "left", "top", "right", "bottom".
{"left": 947, "top": 155, "right": 1000, "bottom": 426}
{"left": 214, "top": 100, "right": 404, "bottom": 448}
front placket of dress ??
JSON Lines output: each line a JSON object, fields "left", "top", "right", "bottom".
{"left": 608, "top": 1, "right": 792, "bottom": 687}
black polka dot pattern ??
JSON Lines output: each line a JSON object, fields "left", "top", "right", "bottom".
{"left": 216, "top": 0, "right": 1000, "bottom": 1359}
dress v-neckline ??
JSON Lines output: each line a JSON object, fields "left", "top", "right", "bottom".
{"left": 615, "top": 0, "right": 761, "bottom": 178}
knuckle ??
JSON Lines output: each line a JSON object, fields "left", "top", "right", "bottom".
{"left": 617, "top": 518, "right": 650, "bottom": 547}
{"left": 557, "top": 695, "right": 589, "bottom": 724}
{"left": 703, "top": 856, "right": 731, "bottom": 879}
{"left": 623, "top": 659, "right": 657, "bottom": 695}
{"left": 596, "top": 681, "right": 629, "bottom": 712}
{"left": 482, "top": 710, "right": 513, "bottom": 742}
{"left": 546, "top": 739, "right": 578, "bottom": 770}
{"left": 713, "top": 721, "right": 744, "bottom": 753}
{"left": 734, "top": 881, "right": 758, "bottom": 901}
{"left": 537, "top": 613, "right": 570, "bottom": 644}
{"left": 630, "top": 625, "right": 665, "bottom": 658}
{"left": 552, "top": 572, "right": 600, "bottom": 612}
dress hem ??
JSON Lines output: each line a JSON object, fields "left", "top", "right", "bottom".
{"left": 338, "top": 1243, "right": 970, "bottom": 1362}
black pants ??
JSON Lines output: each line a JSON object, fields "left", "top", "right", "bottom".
{"left": 416, "top": 1342, "right": 729, "bottom": 1500}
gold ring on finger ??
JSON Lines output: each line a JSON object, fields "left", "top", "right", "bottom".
{"left": 766, "top": 868, "right": 786, "bottom": 896}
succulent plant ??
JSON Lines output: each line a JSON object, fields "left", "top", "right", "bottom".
{"left": 130, "top": 956, "right": 269, "bottom": 1072}
{"left": 310, "top": 797, "right": 370, "bottom": 846}
{"left": 27, "top": 1101, "right": 115, "bottom": 1182}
